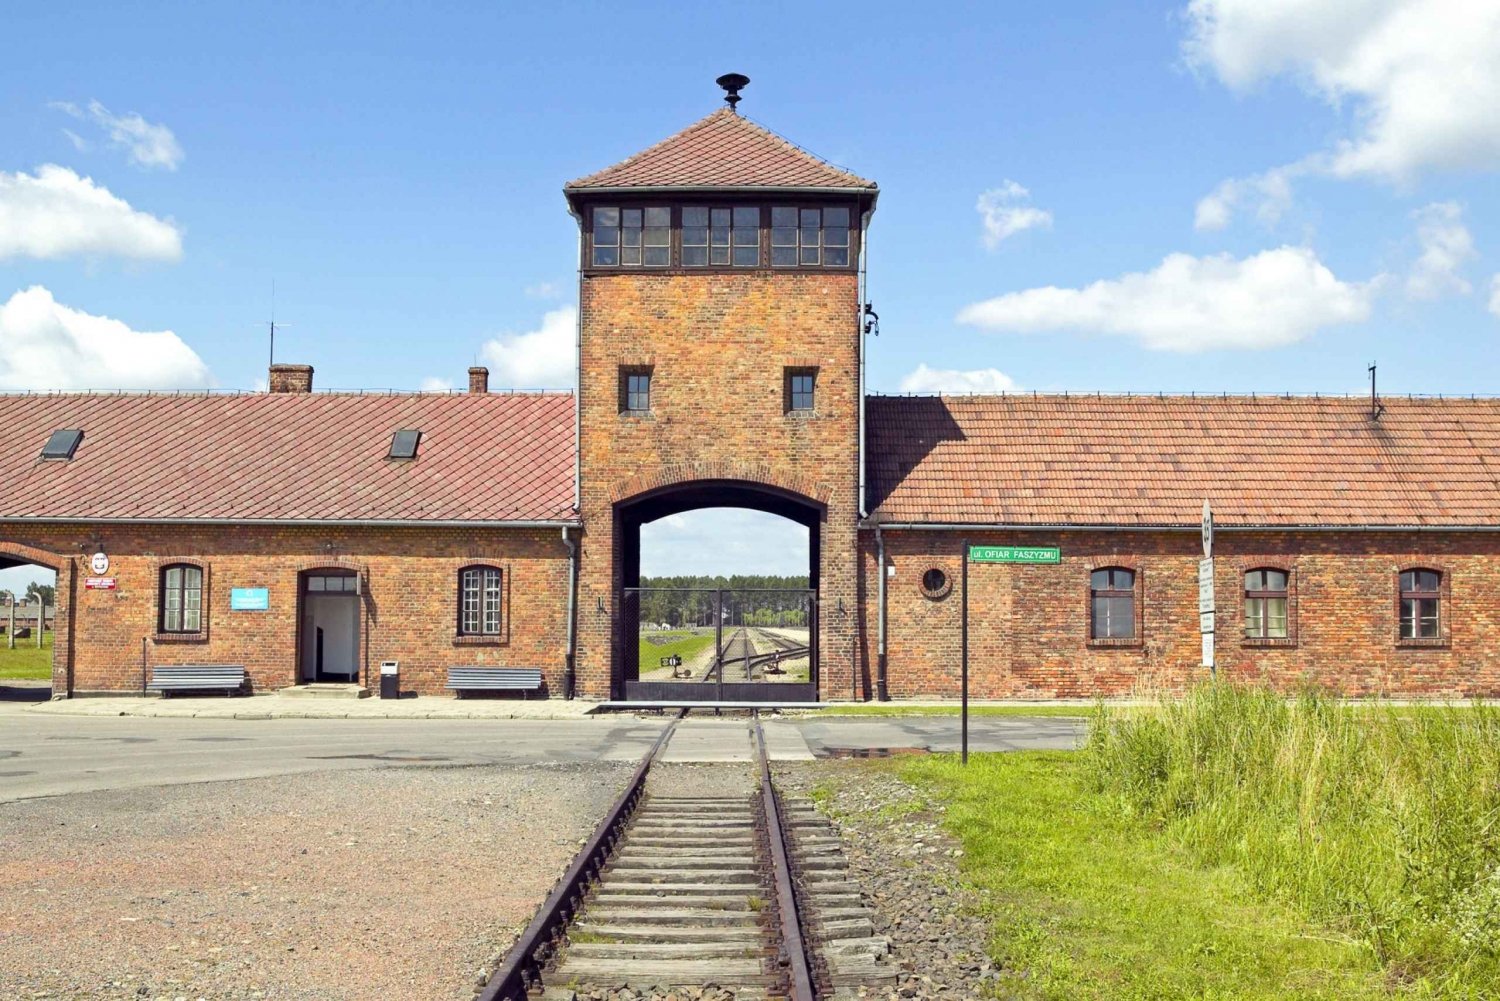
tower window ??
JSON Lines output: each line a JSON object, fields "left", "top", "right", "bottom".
{"left": 593, "top": 206, "right": 669, "bottom": 267}
{"left": 786, "top": 368, "right": 816, "bottom": 412}
{"left": 771, "top": 206, "right": 851, "bottom": 267}
{"left": 683, "top": 206, "right": 759, "bottom": 267}
{"left": 620, "top": 367, "right": 652, "bottom": 414}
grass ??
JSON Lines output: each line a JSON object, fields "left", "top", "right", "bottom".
{"left": 1086, "top": 686, "right": 1500, "bottom": 995}
{"left": 637, "top": 629, "right": 714, "bottom": 669}
{"left": 810, "top": 703, "right": 1090, "bottom": 718}
{"left": 897, "top": 685, "right": 1500, "bottom": 999}
{"left": 0, "top": 630, "right": 52, "bottom": 680}
{"left": 902, "top": 751, "right": 1394, "bottom": 1000}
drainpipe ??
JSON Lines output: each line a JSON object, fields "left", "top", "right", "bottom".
{"left": 562, "top": 526, "right": 578, "bottom": 699}
{"left": 857, "top": 204, "right": 873, "bottom": 519}
{"left": 875, "top": 526, "right": 888, "bottom": 701}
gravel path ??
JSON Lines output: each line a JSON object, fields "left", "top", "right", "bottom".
{"left": 775, "top": 761, "right": 996, "bottom": 1000}
{"left": 0, "top": 761, "right": 630, "bottom": 1000}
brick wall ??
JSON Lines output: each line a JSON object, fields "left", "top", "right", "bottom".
{"left": 574, "top": 270, "right": 863, "bottom": 700}
{"left": 0, "top": 524, "right": 571, "bottom": 697}
{"left": 868, "top": 529, "right": 1500, "bottom": 699}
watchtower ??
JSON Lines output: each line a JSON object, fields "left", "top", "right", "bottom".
{"left": 564, "top": 78, "right": 878, "bottom": 702}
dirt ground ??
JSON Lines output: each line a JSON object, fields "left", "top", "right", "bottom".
{"left": 0, "top": 760, "right": 630, "bottom": 1000}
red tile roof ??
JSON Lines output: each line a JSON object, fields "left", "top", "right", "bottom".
{"left": 566, "top": 109, "right": 876, "bottom": 192}
{"left": 867, "top": 395, "right": 1500, "bottom": 528}
{"left": 0, "top": 392, "right": 577, "bottom": 524}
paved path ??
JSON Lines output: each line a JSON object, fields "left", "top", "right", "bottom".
{"left": 0, "top": 709, "right": 1084, "bottom": 803}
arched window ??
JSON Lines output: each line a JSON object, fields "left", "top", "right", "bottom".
{"left": 1244, "top": 569, "right": 1289, "bottom": 639}
{"left": 1090, "top": 567, "right": 1136, "bottom": 640}
{"left": 159, "top": 563, "right": 203, "bottom": 633}
{"left": 1399, "top": 569, "right": 1441, "bottom": 640}
{"left": 458, "top": 565, "right": 503, "bottom": 636}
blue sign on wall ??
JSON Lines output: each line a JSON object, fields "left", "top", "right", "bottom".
{"left": 230, "top": 587, "right": 270, "bottom": 611}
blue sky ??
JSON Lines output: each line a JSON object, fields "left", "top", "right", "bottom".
{"left": 2, "top": 1, "right": 1498, "bottom": 582}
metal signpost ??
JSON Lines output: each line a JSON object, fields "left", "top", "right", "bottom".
{"left": 1199, "top": 500, "right": 1215, "bottom": 677}
{"left": 960, "top": 538, "right": 970, "bottom": 766}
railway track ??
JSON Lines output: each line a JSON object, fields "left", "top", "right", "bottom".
{"left": 696, "top": 628, "right": 812, "bottom": 683}
{"left": 477, "top": 711, "right": 893, "bottom": 1001}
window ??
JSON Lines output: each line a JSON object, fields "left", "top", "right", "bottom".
{"left": 459, "top": 566, "right": 503, "bottom": 636}
{"left": 1399, "top": 569, "right": 1441, "bottom": 640}
{"left": 620, "top": 368, "right": 652, "bottom": 413}
{"left": 683, "top": 206, "right": 759, "bottom": 267}
{"left": 305, "top": 574, "right": 359, "bottom": 593}
{"left": 592, "top": 206, "right": 669, "bottom": 267}
{"left": 40, "top": 429, "right": 83, "bottom": 460}
{"left": 388, "top": 429, "right": 420, "bottom": 459}
{"left": 771, "top": 206, "right": 851, "bottom": 267}
{"left": 1244, "top": 569, "right": 1289, "bottom": 639}
{"left": 786, "top": 368, "right": 816, "bottom": 412}
{"left": 159, "top": 564, "right": 203, "bottom": 633}
{"left": 1090, "top": 567, "right": 1136, "bottom": 640}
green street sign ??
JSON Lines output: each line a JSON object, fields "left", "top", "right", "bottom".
{"left": 969, "top": 545, "right": 1061, "bottom": 564}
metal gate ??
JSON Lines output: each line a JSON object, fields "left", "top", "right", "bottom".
{"left": 620, "top": 587, "right": 818, "bottom": 703}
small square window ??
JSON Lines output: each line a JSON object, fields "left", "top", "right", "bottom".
{"left": 620, "top": 368, "right": 652, "bottom": 414}
{"left": 388, "top": 429, "right": 420, "bottom": 459}
{"left": 786, "top": 368, "right": 817, "bottom": 412}
{"left": 41, "top": 429, "right": 83, "bottom": 460}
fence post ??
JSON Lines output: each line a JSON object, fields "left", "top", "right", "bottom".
{"left": 7, "top": 599, "right": 13, "bottom": 650}
{"left": 37, "top": 603, "right": 45, "bottom": 649}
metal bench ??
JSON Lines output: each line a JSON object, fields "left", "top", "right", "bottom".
{"left": 446, "top": 666, "right": 544, "bottom": 698}
{"left": 147, "top": 664, "right": 246, "bottom": 697}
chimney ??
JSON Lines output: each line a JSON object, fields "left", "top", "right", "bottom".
{"left": 468, "top": 366, "right": 490, "bottom": 394}
{"left": 269, "top": 364, "right": 313, "bottom": 394}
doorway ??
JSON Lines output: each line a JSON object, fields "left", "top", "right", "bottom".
{"left": 300, "top": 571, "right": 361, "bottom": 683}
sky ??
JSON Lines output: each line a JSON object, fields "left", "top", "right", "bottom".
{"left": 3, "top": 0, "right": 1499, "bottom": 582}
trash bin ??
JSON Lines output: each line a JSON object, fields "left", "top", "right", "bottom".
{"left": 379, "top": 661, "right": 399, "bottom": 700}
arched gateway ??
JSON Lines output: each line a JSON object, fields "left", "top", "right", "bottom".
{"left": 0, "top": 540, "right": 73, "bottom": 698}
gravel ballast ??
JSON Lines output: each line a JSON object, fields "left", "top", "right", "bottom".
{"left": 0, "top": 761, "right": 630, "bottom": 1000}
{"left": 775, "top": 761, "right": 995, "bottom": 1000}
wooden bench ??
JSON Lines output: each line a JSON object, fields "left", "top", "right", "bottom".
{"left": 446, "top": 666, "right": 543, "bottom": 699}
{"left": 147, "top": 664, "right": 246, "bottom": 697}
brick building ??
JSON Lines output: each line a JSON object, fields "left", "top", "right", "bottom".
{"left": 3, "top": 90, "right": 1499, "bottom": 701}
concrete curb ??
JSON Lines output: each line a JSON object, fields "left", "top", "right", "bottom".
{"left": 23, "top": 696, "right": 606, "bottom": 721}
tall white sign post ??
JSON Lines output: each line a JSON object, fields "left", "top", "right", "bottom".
{"left": 1199, "top": 500, "right": 1215, "bottom": 675}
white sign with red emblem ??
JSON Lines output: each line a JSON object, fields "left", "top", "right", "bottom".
{"left": 85, "top": 576, "right": 117, "bottom": 590}
{"left": 90, "top": 552, "right": 110, "bottom": 575}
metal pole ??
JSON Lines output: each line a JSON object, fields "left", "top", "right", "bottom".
{"left": 37, "top": 602, "right": 44, "bottom": 648}
{"left": 7, "top": 599, "right": 14, "bottom": 650}
{"left": 715, "top": 588, "right": 724, "bottom": 703}
{"left": 961, "top": 537, "right": 969, "bottom": 766}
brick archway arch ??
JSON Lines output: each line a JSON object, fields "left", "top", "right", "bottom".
{"left": 610, "top": 460, "right": 833, "bottom": 508}
{"left": 0, "top": 540, "right": 75, "bottom": 698}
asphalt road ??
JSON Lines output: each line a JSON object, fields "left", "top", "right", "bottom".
{"left": 0, "top": 709, "right": 1084, "bottom": 803}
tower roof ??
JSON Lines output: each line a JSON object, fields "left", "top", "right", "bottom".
{"left": 565, "top": 108, "right": 876, "bottom": 194}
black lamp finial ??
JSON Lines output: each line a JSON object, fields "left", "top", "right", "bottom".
{"left": 716, "top": 73, "right": 750, "bottom": 111}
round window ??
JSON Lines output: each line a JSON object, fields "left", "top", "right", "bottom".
{"left": 920, "top": 566, "right": 952, "bottom": 599}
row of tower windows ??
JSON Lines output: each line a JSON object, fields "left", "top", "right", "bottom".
{"left": 590, "top": 205, "right": 853, "bottom": 269}
{"left": 618, "top": 366, "right": 817, "bottom": 414}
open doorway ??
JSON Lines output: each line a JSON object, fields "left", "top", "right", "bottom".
{"left": 617, "top": 481, "right": 820, "bottom": 702}
{"left": 0, "top": 559, "right": 58, "bottom": 700}
{"left": 298, "top": 571, "right": 361, "bottom": 683}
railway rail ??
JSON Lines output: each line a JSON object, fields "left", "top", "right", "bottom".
{"left": 477, "top": 710, "right": 891, "bottom": 1001}
{"left": 697, "top": 627, "right": 812, "bottom": 683}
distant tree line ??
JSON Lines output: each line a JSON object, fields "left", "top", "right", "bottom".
{"left": 634, "top": 575, "right": 812, "bottom": 628}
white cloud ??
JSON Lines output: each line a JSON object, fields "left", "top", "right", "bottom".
{"left": 0, "top": 286, "right": 212, "bottom": 391}
{"left": 1405, "top": 201, "right": 1475, "bottom": 300}
{"left": 479, "top": 306, "right": 576, "bottom": 388}
{"left": 1488, "top": 274, "right": 1500, "bottom": 318}
{"left": 0, "top": 165, "right": 182, "bottom": 262}
{"left": 977, "top": 181, "right": 1053, "bottom": 249}
{"left": 1184, "top": 0, "right": 1500, "bottom": 224}
{"left": 956, "top": 246, "right": 1378, "bottom": 352}
{"left": 525, "top": 281, "right": 564, "bottom": 299}
{"left": 898, "top": 364, "right": 1020, "bottom": 394}
{"left": 639, "top": 508, "right": 810, "bottom": 577}
{"left": 1194, "top": 167, "right": 1295, "bottom": 231}
{"left": 419, "top": 376, "right": 456, "bottom": 392}
{"left": 52, "top": 100, "right": 183, "bottom": 170}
